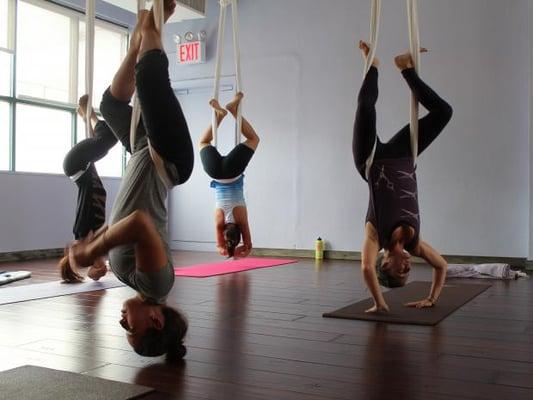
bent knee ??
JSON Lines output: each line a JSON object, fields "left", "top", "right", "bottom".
{"left": 176, "top": 158, "right": 194, "bottom": 185}
{"left": 441, "top": 102, "right": 453, "bottom": 123}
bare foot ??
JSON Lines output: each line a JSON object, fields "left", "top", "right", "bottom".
{"left": 143, "top": 0, "right": 176, "bottom": 31}
{"left": 163, "top": 0, "right": 177, "bottom": 22}
{"left": 209, "top": 99, "right": 228, "bottom": 122}
{"left": 365, "top": 303, "right": 390, "bottom": 313}
{"left": 226, "top": 92, "right": 244, "bottom": 115}
{"left": 394, "top": 48, "right": 427, "bottom": 71}
{"left": 359, "top": 40, "right": 379, "bottom": 67}
{"left": 77, "top": 94, "right": 97, "bottom": 123}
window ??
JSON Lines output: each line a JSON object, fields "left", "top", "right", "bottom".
{"left": 0, "top": 51, "right": 11, "bottom": 96}
{"left": 15, "top": 103, "right": 72, "bottom": 174}
{"left": 0, "top": 102, "right": 9, "bottom": 170}
{"left": 76, "top": 115, "right": 124, "bottom": 178}
{"left": 16, "top": 1, "right": 72, "bottom": 103}
{"left": 78, "top": 22, "right": 127, "bottom": 108}
{"left": 0, "top": 0, "right": 13, "bottom": 96}
{"left": 2, "top": 0, "right": 128, "bottom": 177}
{"left": 0, "top": 0, "right": 10, "bottom": 49}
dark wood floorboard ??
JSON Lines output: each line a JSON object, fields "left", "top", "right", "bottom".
{"left": 0, "top": 251, "right": 532, "bottom": 399}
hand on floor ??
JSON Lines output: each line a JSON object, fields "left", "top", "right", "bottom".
{"left": 365, "top": 302, "right": 389, "bottom": 313}
{"left": 405, "top": 298, "right": 434, "bottom": 309}
{"left": 234, "top": 245, "right": 251, "bottom": 258}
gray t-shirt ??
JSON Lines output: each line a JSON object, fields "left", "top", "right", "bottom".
{"left": 108, "top": 136, "right": 177, "bottom": 304}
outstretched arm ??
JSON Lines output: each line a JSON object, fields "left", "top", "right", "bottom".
{"left": 215, "top": 211, "right": 227, "bottom": 256}
{"left": 69, "top": 210, "right": 167, "bottom": 273}
{"left": 407, "top": 239, "right": 447, "bottom": 308}
{"left": 362, "top": 223, "right": 389, "bottom": 312}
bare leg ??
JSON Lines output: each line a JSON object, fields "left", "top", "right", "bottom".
{"left": 198, "top": 99, "right": 227, "bottom": 150}
{"left": 111, "top": 1, "right": 175, "bottom": 101}
{"left": 109, "top": 11, "right": 147, "bottom": 101}
{"left": 138, "top": 0, "right": 177, "bottom": 57}
{"left": 226, "top": 92, "right": 260, "bottom": 151}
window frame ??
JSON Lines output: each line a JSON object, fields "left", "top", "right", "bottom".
{"left": 0, "top": 0, "right": 129, "bottom": 177}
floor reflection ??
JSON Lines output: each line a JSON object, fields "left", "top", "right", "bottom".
{"left": 134, "top": 361, "right": 186, "bottom": 397}
{"left": 361, "top": 323, "right": 442, "bottom": 399}
{"left": 209, "top": 273, "right": 250, "bottom": 398}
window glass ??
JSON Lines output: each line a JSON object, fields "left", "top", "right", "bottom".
{"left": 0, "top": 101, "right": 10, "bottom": 170}
{"left": 77, "top": 115, "right": 123, "bottom": 177}
{"left": 0, "top": 50, "right": 11, "bottom": 95}
{"left": 16, "top": 1, "right": 71, "bottom": 102}
{"left": 0, "top": 0, "right": 10, "bottom": 49}
{"left": 79, "top": 22, "right": 126, "bottom": 107}
{"left": 15, "top": 103, "right": 72, "bottom": 174}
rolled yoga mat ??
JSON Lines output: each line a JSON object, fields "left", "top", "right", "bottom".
{"left": 174, "top": 257, "right": 298, "bottom": 278}
{"left": 0, "top": 275, "right": 125, "bottom": 306}
{"left": 323, "top": 281, "right": 491, "bottom": 326}
{"left": 0, "top": 365, "right": 153, "bottom": 400}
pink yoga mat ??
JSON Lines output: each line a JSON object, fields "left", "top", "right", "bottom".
{"left": 174, "top": 258, "right": 297, "bottom": 278}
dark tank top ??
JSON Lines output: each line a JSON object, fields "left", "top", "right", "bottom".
{"left": 366, "top": 157, "right": 420, "bottom": 251}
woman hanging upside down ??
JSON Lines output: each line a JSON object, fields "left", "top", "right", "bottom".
{"left": 59, "top": 94, "right": 117, "bottom": 283}
{"left": 68, "top": 0, "right": 194, "bottom": 360}
{"left": 354, "top": 41, "right": 453, "bottom": 312}
{"left": 198, "top": 92, "right": 260, "bottom": 258}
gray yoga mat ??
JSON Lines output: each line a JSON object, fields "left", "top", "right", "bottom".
{"left": 0, "top": 275, "right": 125, "bottom": 305}
{"left": 0, "top": 365, "right": 153, "bottom": 400}
{"left": 323, "top": 281, "right": 491, "bottom": 326}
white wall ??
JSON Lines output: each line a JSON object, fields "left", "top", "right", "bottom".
{"left": 0, "top": 172, "right": 120, "bottom": 252}
{"left": 165, "top": 0, "right": 531, "bottom": 258}
{"left": 166, "top": 0, "right": 530, "bottom": 257}
{"left": 4, "top": 1, "right": 530, "bottom": 258}
{"left": 529, "top": 0, "right": 533, "bottom": 261}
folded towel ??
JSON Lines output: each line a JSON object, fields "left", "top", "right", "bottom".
{"left": 447, "top": 264, "right": 528, "bottom": 280}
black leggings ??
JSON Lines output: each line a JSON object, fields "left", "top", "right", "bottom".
{"left": 353, "top": 67, "right": 453, "bottom": 179}
{"left": 100, "top": 50, "right": 194, "bottom": 185}
{"left": 63, "top": 120, "right": 117, "bottom": 176}
{"left": 200, "top": 144, "right": 255, "bottom": 180}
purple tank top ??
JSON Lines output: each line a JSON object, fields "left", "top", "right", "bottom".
{"left": 366, "top": 157, "right": 420, "bottom": 251}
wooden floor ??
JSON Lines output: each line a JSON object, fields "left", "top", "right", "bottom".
{"left": 1, "top": 252, "right": 533, "bottom": 399}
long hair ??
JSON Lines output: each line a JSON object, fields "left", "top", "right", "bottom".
{"left": 133, "top": 306, "right": 188, "bottom": 362}
{"left": 58, "top": 247, "right": 84, "bottom": 283}
{"left": 224, "top": 223, "right": 241, "bottom": 258}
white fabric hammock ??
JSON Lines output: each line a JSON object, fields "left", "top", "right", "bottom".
{"left": 84, "top": 0, "right": 95, "bottom": 138}
{"left": 364, "top": 0, "right": 420, "bottom": 179}
{"left": 212, "top": 0, "right": 242, "bottom": 147}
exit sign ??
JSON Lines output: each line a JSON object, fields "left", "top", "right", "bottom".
{"left": 177, "top": 41, "right": 206, "bottom": 65}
